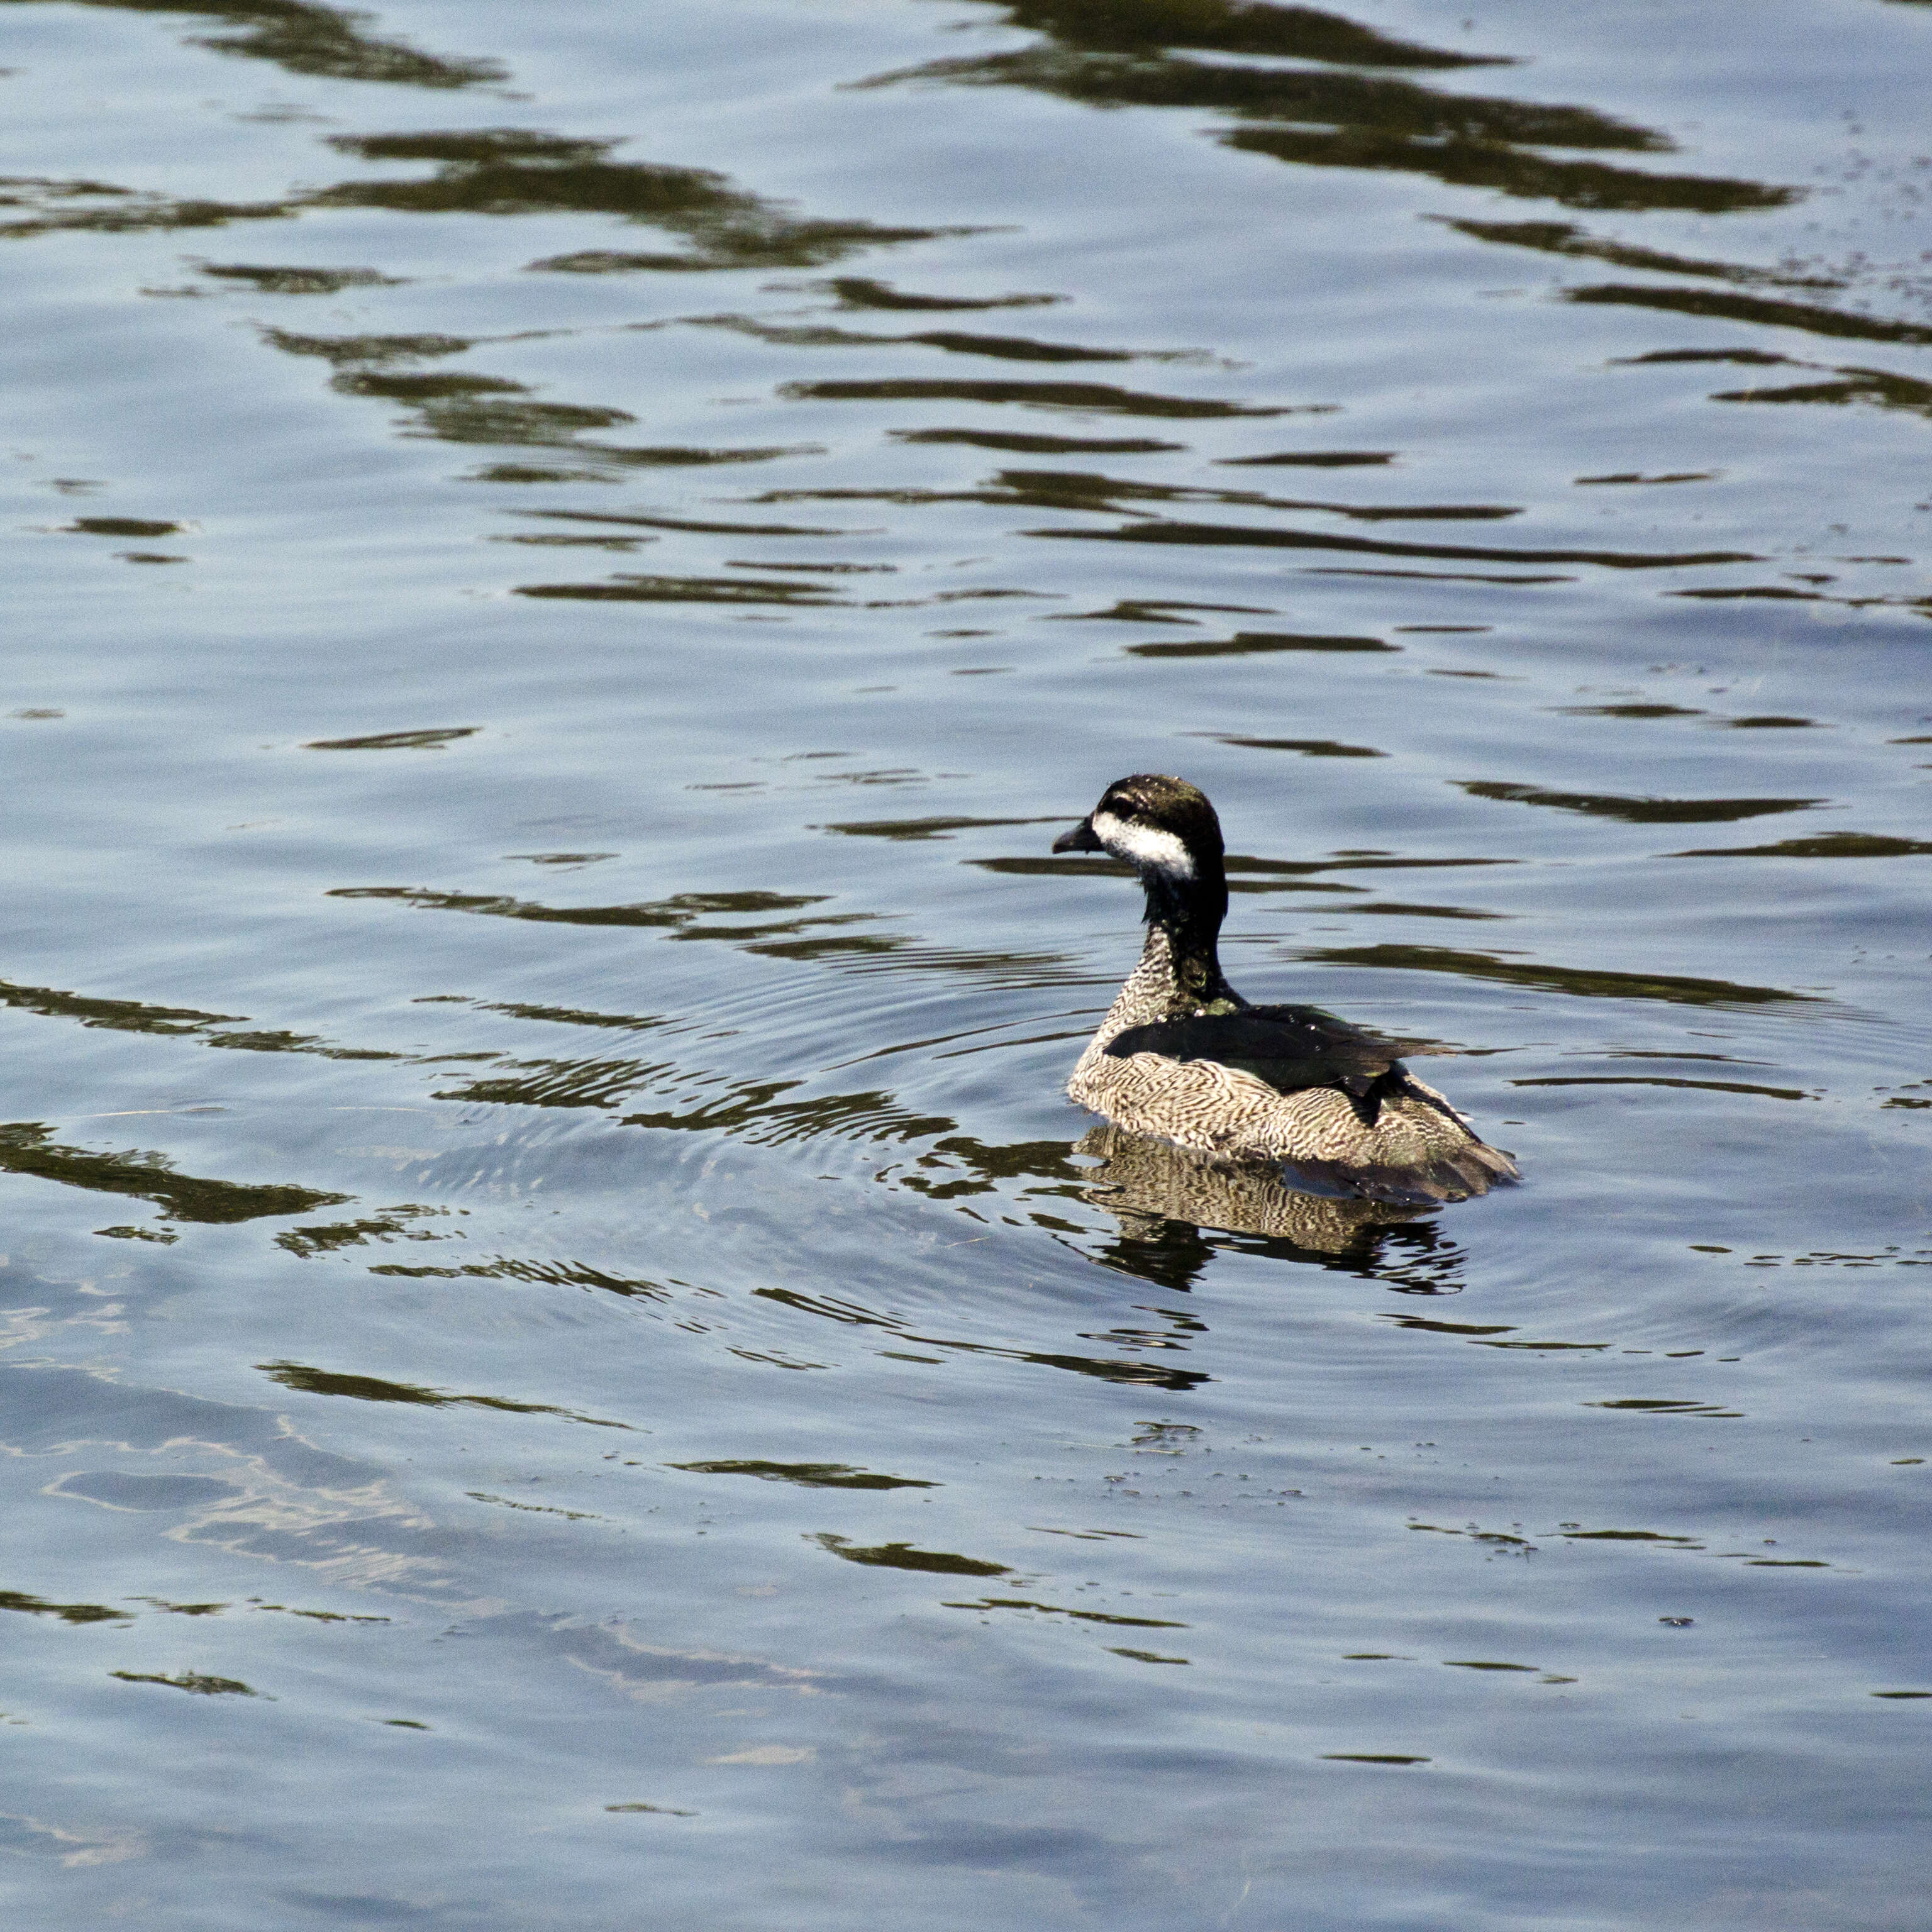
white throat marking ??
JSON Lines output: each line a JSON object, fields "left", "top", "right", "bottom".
{"left": 1092, "top": 809, "right": 1195, "bottom": 880}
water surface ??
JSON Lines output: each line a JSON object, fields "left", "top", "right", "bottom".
{"left": 2, "top": 1, "right": 1930, "bottom": 1923}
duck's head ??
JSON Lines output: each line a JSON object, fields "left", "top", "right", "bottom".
{"left": 1053, "top": 774, "right": 1228, "bottom": 936}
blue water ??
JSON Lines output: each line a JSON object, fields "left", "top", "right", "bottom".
{"left": 2, "top": 1, "right": 1929, "bottom": 1923}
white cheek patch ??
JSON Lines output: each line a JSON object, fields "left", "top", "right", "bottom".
{"left": 1092, "top": 809, "right": 1195, "bottom": 879}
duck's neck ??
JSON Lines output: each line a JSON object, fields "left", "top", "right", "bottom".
{"left": 1076, "top": 904, "right": 1241, "bottom": 1078}
{"left": 1140, "top": 866, "right": 1232, "bottom": 1011}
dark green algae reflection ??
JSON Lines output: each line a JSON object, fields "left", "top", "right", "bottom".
{"left": 0, "top": 0, "right": 505, "bottom": 91}
{"left": 6, "top": 0, "right": 1898, "bottom": 462}
{"left": 257, "top": 1360, "right": 636, "bottom": 1430}
{"left": 858, "top": 0, "right": 1795, "bottom": 215}
{"left": 0, "top": 123, "right": 967, "bottom": 272}
{"left": 9, "top": 0, "right": 1794, "bottom": 248}
{"left": 5, "top": 4, "right": 1888, "bottom": 620}
{"left": 0, "top": 1121, "right": 345, "bottom": 1226}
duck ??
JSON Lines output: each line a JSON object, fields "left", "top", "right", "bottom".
{"left": 1052, "top": 774, "right": 1518, "bottom": 1205}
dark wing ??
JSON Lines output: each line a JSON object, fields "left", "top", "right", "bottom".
{"left": 1104, "top": 1003, "right": 1433, "bottom": 1099}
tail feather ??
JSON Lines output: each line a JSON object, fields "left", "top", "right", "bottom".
{"left": 1286, "top": 1135, "right": 1518, "bottom": 1206}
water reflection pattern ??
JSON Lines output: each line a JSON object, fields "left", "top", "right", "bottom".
{"left": 3, "top": 0, "right": 1931, "bottom": 1925}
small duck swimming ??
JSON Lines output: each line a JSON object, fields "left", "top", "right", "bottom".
{"left": 1053, "top": 774, "right": 1517, "bottom": 1205}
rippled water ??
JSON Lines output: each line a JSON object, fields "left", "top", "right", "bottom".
{"left": 3, "top": 1, "right": 1930, "bottom": 1922}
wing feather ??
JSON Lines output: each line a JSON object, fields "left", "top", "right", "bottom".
{"left": 1104, "top": 1003, "right": 1433, "bottom": 1099}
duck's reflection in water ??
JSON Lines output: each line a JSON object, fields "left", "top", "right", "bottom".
{"left": 1073, "top": 1124, "right": 1465, "bottom": 1293}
